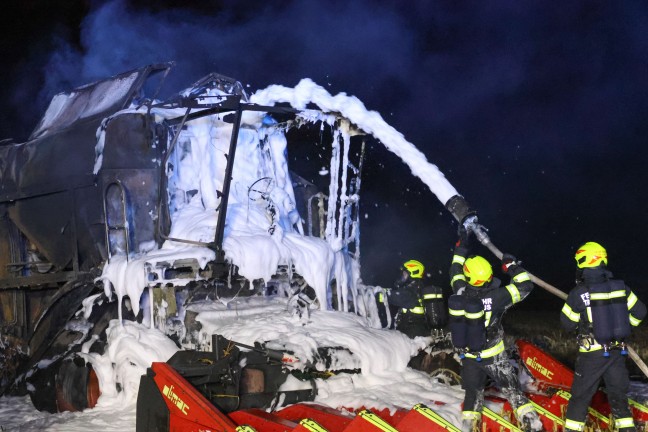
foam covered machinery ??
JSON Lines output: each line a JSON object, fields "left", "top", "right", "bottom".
{"left": 136, "top": 336, "right": 648, "bottom": 431}
{"left": 0, "top": 63, "right": 365, "bottom": 410}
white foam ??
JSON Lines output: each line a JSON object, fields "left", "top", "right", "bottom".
{"left": 252, "top": 79, "right": 459, "bottom": 205}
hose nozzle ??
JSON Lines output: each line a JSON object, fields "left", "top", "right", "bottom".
{"left": 472, "top": 224, "right": 492, "bottom": 246}
{"left": 445, "top": 195, "right": 477, "bottom": 225}
{"left": 445, "top": 195, "right": 493, "bottom": 246}
{"left": 461, "top": 213, "right": 491, "bottom": 247}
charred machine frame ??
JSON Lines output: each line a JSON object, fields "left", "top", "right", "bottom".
{"left": 0, "top": 63, "right": 366, "bottom": 406}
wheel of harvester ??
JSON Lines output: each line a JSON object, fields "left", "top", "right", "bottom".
{"left": 55, "top": 356, "right": 101, "bottom": 412}
{"left": 27, "top": 294, "right": 122, "bottom": 413}
{"left": 429, "top": 367, "right": 462, "bottom": 386}
{"left": 410, "top": 349, "right": 463, "bottom": 387}
{"left": 87, "top": 366, "right": 100, "bottom": 407}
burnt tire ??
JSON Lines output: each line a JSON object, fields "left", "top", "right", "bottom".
{"left": 409, "top": 350, "right": 463, "bottom": 386}
{"left": 55, "top": 356, "right": 95, "bottom": 412}
{"left": 29, "top": 355, "right": 100, "bottom": 413}
{"left": 28, "top": 359, "right": 60, "bottom": 413}
{"left": 429, "top": 367, "right": 462, "bottom": 386}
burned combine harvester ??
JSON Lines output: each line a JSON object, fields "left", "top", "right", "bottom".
{"left": 0, "top": 63, "right": 369, "bottom": 411}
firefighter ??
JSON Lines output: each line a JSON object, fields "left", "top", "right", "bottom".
{"left": 449, "top": 229, "right": 541, "bottom": 432}
{"left": 392, "top": 259, "right": 430, "bottom": 338}
{"left": 561, "top": 241, "right": 646, "bottom": 432}
{"left": 377, "top": 260, "right": 447, "bottom": 337}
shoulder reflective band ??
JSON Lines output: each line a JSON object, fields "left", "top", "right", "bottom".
{"left": 561, "top": 303, "right": 580, "bottom": 322}
{"left": 299, "top": 418, "right": 328, "bottom": 432}
{"left": 423, "top": 293, "right": 443, "bottom": 300}
{"left": 628, "top": 291, "right": 639, "bottom": 309}
{"left": 513, "top": 272, "right": 530, "bottom": 283}
{"left": 482, "top": 407, "right": 522, "bottom": 431}
{"left": 413, "top": 404, "right": 461, "bottom": 432}
{"left": 464, "top": 340, "right": 504, "bottom": 359}
{"left": 564, "top": 418, "right": 585, "bottom": 431}
{"left": 236, "top": 426, "right": 257, "bottom": 432}
{"left": 590, "top": 290, "right": 626, "bottom": 301}
{"left": 453, "top": 254, "right": 466, "bottom": 264}
{"left": 357, "top": 410, "right": 398, "bottom": 432}
{"left": 505, "top": 284, "right": 521, "bottom": 303}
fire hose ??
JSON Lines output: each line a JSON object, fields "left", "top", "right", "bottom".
{"left": 445, "top": 195, "right": 648, "bottom": 379}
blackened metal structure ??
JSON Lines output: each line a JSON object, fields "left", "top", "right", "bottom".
{"left": 0, "top": 63, "right": 364, "bottom": 410}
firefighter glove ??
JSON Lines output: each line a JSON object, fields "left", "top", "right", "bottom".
{"left": 456, "top": 226, "right": 472, "bottom": 248}
{"left": 501, "top": 253, "right": 517, "bottom": 273}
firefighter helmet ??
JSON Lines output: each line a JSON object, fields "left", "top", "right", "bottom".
{"left": 575, "top": 241, "right": 607, "bottom": 268}
{"left": 403, "top": 260, "right": 425, "bottom": 279}
{"left": 463, "top": 256, "right": 493, "bottom": 287}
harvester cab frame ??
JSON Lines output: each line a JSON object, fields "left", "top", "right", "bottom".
{"left": 0, "top": 63, "right": 366, "bottom": 407}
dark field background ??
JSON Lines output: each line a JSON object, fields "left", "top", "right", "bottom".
{"left": 503, "top": 310, "right": 648, "bottom": 381}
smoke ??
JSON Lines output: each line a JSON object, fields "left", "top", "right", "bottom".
{"left": 9, "top": 0, "right": 648, "bottom": 150}
{"left": 3, "top": 0, "right": 648, "bottom": 288}
{"left": 32, "top": 1, "right": 416, "bottom": 119}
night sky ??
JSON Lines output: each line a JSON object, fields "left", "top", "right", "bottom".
{"left": 2, "top": 0, "right": 648, "bottom": 310}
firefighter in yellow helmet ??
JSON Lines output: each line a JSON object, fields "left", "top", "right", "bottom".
{"left": 448, "top": 228, "right": 541, "bottom": 432}
{"left": 377, "top": 259, "right": 447, "bottom": 338}
{"left": 561, "top": 242, "right": 646, "bottom": 432}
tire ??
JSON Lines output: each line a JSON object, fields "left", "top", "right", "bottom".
{"left": 56, "top": 357, "right": 92, "bottom": 412}
{"left": 410, "top": 350, "right": 463, "bottom": 386}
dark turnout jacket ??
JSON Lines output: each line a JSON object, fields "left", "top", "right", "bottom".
{"left": 450, "top": 244, "right": 534, "bottom": 352}
{"left": 391, "top": 278, "right": 447, "bottom": 327}
{"left": 560, "top": 266, "right": 646, "bottom": 348}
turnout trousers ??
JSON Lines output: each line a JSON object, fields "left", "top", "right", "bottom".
{"left": 461, "top": 352, "right": 540, "bottom": 431}
{"left": 565, "top": 350, "right": 635, "bottom": 431}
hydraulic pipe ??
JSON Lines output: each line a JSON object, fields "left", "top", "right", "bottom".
{"left": 444, "top": 194, "right": 648, "bottom": 379}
